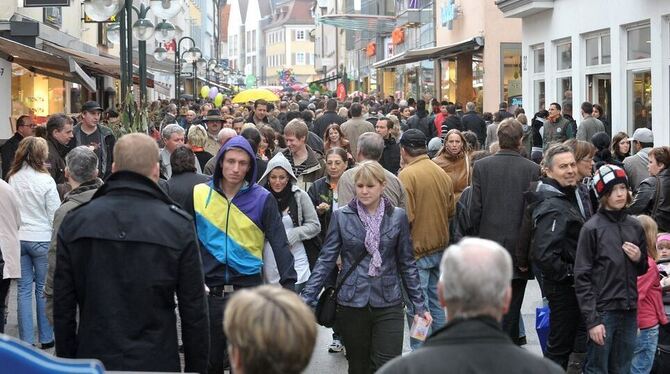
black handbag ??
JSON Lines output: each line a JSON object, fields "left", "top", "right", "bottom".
{"left": 315, "top": 249, "right": 368, "bottom": 328}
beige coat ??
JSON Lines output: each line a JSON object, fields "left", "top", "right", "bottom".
{"left": 0, "top": 179, "right": 21, "bottom": 279}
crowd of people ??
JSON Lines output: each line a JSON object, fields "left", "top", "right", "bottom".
{"left": 0, "top": 90, "right": 668, "bottom": 374}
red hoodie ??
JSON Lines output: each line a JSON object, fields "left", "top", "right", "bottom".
{"left": 637, "top": 256, "right": 669, "bottom": 329}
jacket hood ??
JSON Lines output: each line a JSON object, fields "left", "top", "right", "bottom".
{"left": 525, "top": 180, "right": 565, "bottom": 206}
{"left": 257, "top": 152, "right": 297, "bottom": 187}
{"left": 212, "top": 135, "right": 257, "bottom": 189}
{"left": 64, "top": 179, "right": 104, "bottom": 204}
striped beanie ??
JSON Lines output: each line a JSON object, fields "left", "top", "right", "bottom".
{"left": 592, "top": 164, "right": 628, "bottom": 198}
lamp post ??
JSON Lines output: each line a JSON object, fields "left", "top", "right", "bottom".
{"left": 173, "top": 37, "right": 201, "bottom": 99}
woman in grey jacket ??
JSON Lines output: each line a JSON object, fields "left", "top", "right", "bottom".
{"left": 301, "top": 161, "right": 430, "bottom": 374}
{"left": 259, "top": 152, "right": 320, "bottom": 292}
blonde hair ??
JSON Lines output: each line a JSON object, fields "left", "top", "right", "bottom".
{"left": 113, "top": 133, "right": 159, "bottom": 178}
{"left": 242, "top": 123, "right": 257, "bottom": 131}
{"left": 187, "top": 124, "right": 208, "bottom": 148}
{"left": 354, "top": 160, "right": 386, "bottom": 186}
{"left": 223, "top": 285, "right": 316, "bottom": 374}
{"left": 283, "top": 119, "right": 308, "bottom": 139}
{"left": 637, "top": 215, "right": 658, "bottom": 260}
{"left": 7, "top": 136, "right": 49, "bottom": 180}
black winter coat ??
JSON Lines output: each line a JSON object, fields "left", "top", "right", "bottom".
{"left": 165, "top": 171, "right": 211, "bottom": 216}
{"left": 529, "top": 180, "right": 586, "bottom": 283}
{"left": 380, "top": 137, "right": 400, "bottom": 175}
{"left": 629, "top": 168, "right": 670, "bottom": 232}
{"left": 312, "top": 111, "right": 345, "bottom": 138}
{"left": 54, "top": 171, "right": 209, "bottom": 373}
{"left": 378, "top": 317, "right": 564, "bottom": 374}
{"left": 461, "top": 111, "right": 487, "bottom": 146}
{"left": 1, "top": 132, "right": 22, "bottom": 180}
{"left": 441, "top": 115, "right": 463, "bottom": 136}
{"left": 575, "top": 208, "right": 648, "bottom": 329}
{"left": 406, "top": 111, "right": 436, "bottom": 140}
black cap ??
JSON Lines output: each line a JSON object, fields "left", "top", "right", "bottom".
{"left": 81, "top": 101, "right": 103, "bottom": 113}
{"left": 203, "top": 109, "right": 224, "bottom": 122}
{"left": 399, "top": 129, "right": 427, "bottom": 149}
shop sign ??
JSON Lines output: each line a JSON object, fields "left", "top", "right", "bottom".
{"left": 392, "top": 28, "right": 404, "bottom": 45}
{"left": 24, "top": 0, "right": 69, "bottom": 6}
{"left": 508, "top": 79, "right": 522, "bottom": 98}
{"left": 366, "top": 42, "right": 376, "bottom": 57}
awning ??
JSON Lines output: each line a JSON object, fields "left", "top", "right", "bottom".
{"left": 317, "top": 14, "right": 396, "bottom": 34}
{"left": 309, "top": 74, "right": 342, "bottom": 85}
{"left": 46, "top": 43, "right": 121, "bottom": 77}
{"left": 373, "top": 37, "right": 485, "bottom": 69}
{"left": 197, "top": 76, "right": 233, "bottom": 92}
{"left": 0, "top": 36, "right": 96, "bottom": 91}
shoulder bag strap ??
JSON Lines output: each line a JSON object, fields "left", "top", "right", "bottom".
{"left": 652, "top": 175, "right": 661, "bottom": 217}
{"left": 333, "top": 249, "right": 369, "bottom": 296}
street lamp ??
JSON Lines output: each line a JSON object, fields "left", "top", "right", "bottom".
{"left": 132, "top": 17, "right": 155, "bottom": 40}
{"left": 149, "top": 0, "right": 184, "bottom": 19}
{"left": 106, "top": 22, "right": 121, "bottom": 44}
{"left": 174, "top": 37, "right": 201, "bottom": 99}
{"left": 154, "top": 20, "right": 176, "bottom": 43}
{"left": 153, "top": 44, "right": 168, "bottom": 62}
{"left": 84, "top": 0, "right": 124, "bottom": 22}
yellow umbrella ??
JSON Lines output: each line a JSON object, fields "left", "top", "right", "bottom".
{"left": 232, "top": 88, "right": 280, "bottom": 103}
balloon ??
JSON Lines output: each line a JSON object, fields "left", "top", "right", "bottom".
{"left": 214, "top": 93, "right": 224, "bottom": 107}
{"left": 200, "top": 86, "right": 210, "bottom": 99}
{"left": 208, "top": 86, "right": 219, "bottom": 99}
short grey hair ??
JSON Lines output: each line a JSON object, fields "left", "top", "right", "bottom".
{"left": 356, "top": 132, "right": 385, "bottom": 161}
{"left": 439, "top": 238, "right": 512, "bottom": 319}
{"left": 543, "top": 144, "right": 574, "bottom": 169}
{"left": 466, "top": 102, "right": 476, "bottom": 112}
{"left": 217, "top": 128, "right": 237, "bottom": 143}
{"left": 167, "top": 103, "right": 177, "bottom": 114}
{"left": 65, "top": 146, "right": 99, "bottom": 183}
{"left": 162, "top": 124, "right": 185, "bottom": 140}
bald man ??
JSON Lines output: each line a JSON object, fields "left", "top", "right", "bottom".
{"left": 203, "top": 128, "right": 237, "bottom": 175}
{"left": 54, "top": 133, "right": 209, "bottom": 373}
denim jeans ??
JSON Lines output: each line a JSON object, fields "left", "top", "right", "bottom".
{"left": 584, "top": 310, "right": 638, "bottom": 374}
{"left": 630, "top": 324, "right": 659, "bottom": 374}
{"left": 406, "top": 250, "right": 446, "bottom": 350}
{"left": 17, "top": 241, "right": 53, "bottom": 345}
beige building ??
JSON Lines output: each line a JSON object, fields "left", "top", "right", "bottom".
{"left": 264, "top": 0, "right": 316, "bottom": 85}
{"left": 435, "top": 0, "right": 522, "bottom": 112}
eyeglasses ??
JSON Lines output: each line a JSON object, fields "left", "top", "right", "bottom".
{"left": 18, "top": 124, "right": 37, "bottom": 128}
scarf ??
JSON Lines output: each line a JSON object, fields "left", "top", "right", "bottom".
{"left": 356, "top": 197, "right": 385, "bottom": 277}
{"left": 269, "top": 180, "right": 294, "bottom": 213}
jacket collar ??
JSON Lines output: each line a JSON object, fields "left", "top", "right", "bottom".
{"left": 425, "top": 316, "right": 510, "bottom": 346}
{"left": 406, "top": 154, "right": 430, "bottom": 167}
{"left": 92, "top": 170, "right": 175, "bottom": 205}
{"left": 345, "top": 197, "right": 394, "bottom": 217}
{"left": 64, "top": 178, "right": 104, "bottom": 201}
{"left": 496, "top": 149, "right": 523, "bottom": 157}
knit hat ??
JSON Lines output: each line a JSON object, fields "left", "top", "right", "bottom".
{"left": 592, "top": 164, "right": 628, "bottom": 198}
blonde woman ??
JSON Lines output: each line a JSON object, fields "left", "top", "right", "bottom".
{"left": 7, "top": 136, "right": 60, "bottom": 348}
{"left": 302, "top": 161, "right": 430, "bottom": 373}
{"left": 187, "top": 124, "right": 213, "bottom": 170}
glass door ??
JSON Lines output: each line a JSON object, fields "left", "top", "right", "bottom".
{"left": 586, "top": 74, "right": 612, "bottom": 124}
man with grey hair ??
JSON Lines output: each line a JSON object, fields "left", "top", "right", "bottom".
{"left": 462, "top": 101, "right": 487, "bottom": 146}
{"left": 160, "top": 124, "right": 201, "bottom": 179}
{"left": 337, "top": 132, "right": 407, "bottom": 208}
{"left": 378, "top": 238, "right": 564, "bottom": 374}
{"left": 45, "top": 146, "right": 103, "bottom": 323}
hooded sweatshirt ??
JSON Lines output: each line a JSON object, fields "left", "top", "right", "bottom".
{"left": 193, "top": 136, "right": 297, "bottom": 289}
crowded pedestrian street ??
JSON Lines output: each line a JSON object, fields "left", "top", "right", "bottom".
{"left": 2, "top": 1, "right": 670, "bottom": 374}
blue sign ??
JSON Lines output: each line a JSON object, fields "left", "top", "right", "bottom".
{"left": 441, "top": 0, "right": 456, "bottom": 28}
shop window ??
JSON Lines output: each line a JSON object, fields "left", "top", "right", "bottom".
{"left": 602, "top": 35, "right": 611, "bottom": 64}
{"left": 627, "top": 25, "right": 651, "bottom": 60}
{"left": 557, "top": 76, "right": 572, "bottom": 109}
{"left": 556, "top": 41, "right": 572, "bottom": 70}
{"left": 534, "top": 80, "right": 545, "bottom": 111}
{"left": 586, "top": 37, "right": 598, "bottom": 66}
{"left": 11, "top": 65, "right": 65, "bottom": 124}
{"left": 501, "top": 43, "right": 522, "bottom": 106}
{"left": 628, "top": 70, "right": 652, "bottom": 131}
{"left": 534, "top": 47, "right": 544, "bottom": 73}
{"left": 440, "top": 59, "right": 456, "bottom": 103}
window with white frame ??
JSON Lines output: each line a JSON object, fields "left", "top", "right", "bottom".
{"left": 296, "top": 52, "right": 305, "bottom": 65}
{"left": 625, "top": 22, "right": 652, "bottom": 132}
{"left": 296, "top": 30, "right": 305, "bottom": 40}
{"left": 531, "top": 44, "right": 545, "bottom": 111}
{"left": 584, "top": 32, "right": 611, "bottom": 66}
{"left": 554, "top": 39, "right": 572, "bottom": 108}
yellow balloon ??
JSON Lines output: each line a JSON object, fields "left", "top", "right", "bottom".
{"left": 200, "top": 86, "right": 210, "bottom": 99}
{"left": 214, "top": 93, "right": 224, "bottom": 107}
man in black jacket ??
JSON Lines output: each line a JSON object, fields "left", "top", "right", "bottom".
{"left": 461, "top": 102, "right": 487, "bottom": 146}
{"left": 378, "top": 238, "right": 563, "bottom": 374}
{"left": 375, "top": 117, "right": 400, "bottom": 174}
{"left": 440, "top": 104, "right": 463, "bottom": 136}
{"left": 312, "top": 98, "right": 344, "bottom": 138}
{"left": 406, "top": 99, "right": 436, "bottom": 140}
{"left": 1, "top": 115, "right": 34, "bottom": 180}
{"left": 54, "top": 133, "right": 209, "bottom": 374}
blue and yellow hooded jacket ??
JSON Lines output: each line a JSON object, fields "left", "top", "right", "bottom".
{"left": 193, "top": 136, "right": 297, "bottom": 288}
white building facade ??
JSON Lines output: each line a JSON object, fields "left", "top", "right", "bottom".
{"left": 498, "top": 0, "right": 670, "bottom": 145}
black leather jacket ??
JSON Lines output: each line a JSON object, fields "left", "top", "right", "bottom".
{"left": 630, "top": 168, "right": 670, "bottom": 232}
{"left": 575, "top": 208, "right": 648, "bottom": 329}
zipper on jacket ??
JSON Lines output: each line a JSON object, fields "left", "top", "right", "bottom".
{"left": 617, "top": 222, "right": 631, "bottom": 309}
{"left": 224, "top": 196, "right": 232, "bottom": 284}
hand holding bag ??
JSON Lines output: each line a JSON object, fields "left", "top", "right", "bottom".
{"left": 315, "top": 249, "right": 368, "bottom": 327}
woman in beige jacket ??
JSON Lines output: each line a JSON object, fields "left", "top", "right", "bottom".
{"left": 432, "top": 129, "right": 471, "bottom": 201}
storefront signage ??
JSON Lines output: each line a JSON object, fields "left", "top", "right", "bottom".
{"left": 24, "top": 0, "right": 70, "bottom": 6}
{"left": 441, "top": 0, "right": 458, "bottom": 30}
{"left": 366, "top": 42, "right": 376, "bottom": 57}
{"left": 392, "top": 28, "right": 404, "bottom": 45}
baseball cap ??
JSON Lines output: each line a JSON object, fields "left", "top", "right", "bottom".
{"left": 81, "top": 101, "right": 103, "bottom": 113}
{"left": 631, "top": 128, "right": 653, "bottom": 143}
{"left": 399, "top": 129, "right": 427, "bottom": 149}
